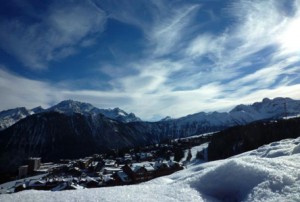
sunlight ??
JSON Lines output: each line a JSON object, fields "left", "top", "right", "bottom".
{"left": 278, "top": 16, "right": 300, "bottom": 54}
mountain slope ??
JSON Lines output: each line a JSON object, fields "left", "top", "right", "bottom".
{"left": 0, "top": 112, "right": 150, "bottom": 173}
{"left": 207, "top": 117, "right": 300, "bottom": 161}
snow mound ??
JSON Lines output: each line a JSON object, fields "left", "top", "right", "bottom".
{"left": 189, "top": 159, "right": 270, "bottom": 201}
{"left": 186, "top": 156, "right": 298, "bottom": 201}
{"left": 240, "top": 138, "right": 300, "bottom": 158}
{"left": 1, "top": 138, "right": 300, "bottom": 201}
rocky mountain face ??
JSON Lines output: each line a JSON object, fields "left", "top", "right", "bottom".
{"left": 0, "top": 97, "right": 300, "bottom": 173}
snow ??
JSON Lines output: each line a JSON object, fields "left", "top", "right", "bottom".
{"left": 283, "top": 114, "right": 300, "bottom": 120}
{"left": 162, "top": 97, "right": 300, "bottom": 138}
{"left": 179, "top": 142, "right": 209, "bottom": 165}
{"left": 190, "top": 143, "right": 208, "bottom": 162}
{"left": 47, "top": 100, "right": 141, "bottom": 123}
{"left": 130, "top": 162, "right": 155, "bottom": 172}
{"left": 2, "top": 137, "right": 300, "bottom": 201}
{"left": 0, "top": 174, "right": 48, "bottom": 194}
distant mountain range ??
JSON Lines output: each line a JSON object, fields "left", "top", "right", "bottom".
{"left": 0, "top": 100, "right": 141, "bottom": 130}
{"left": 0, "top": 97, "right": 299, "bottom": 173}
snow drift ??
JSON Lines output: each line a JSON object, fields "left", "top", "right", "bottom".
{"left": 1, "top": 137, "right": 300, "bottom": 201}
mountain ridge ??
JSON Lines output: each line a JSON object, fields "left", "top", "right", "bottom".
{"left": 0, "top": 97, "right": 300, "bottom": 173}
{"left": 0, "top": 100, "right": 142, "bottom": 130}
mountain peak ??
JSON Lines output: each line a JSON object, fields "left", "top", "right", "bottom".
{"left": 262, "top": 98, "right": 271, "bottom": 103}
{"left": 47, "top": 100, "right": 142, "bottom": 123}
{"left": 31, "top": 106, "right": 44, "bottom": 114}
{"left": 48, "top": 100, "right": 95, "bottom": 114}
{"left": 160, "top": 116, "right": 173, "bottom": 121}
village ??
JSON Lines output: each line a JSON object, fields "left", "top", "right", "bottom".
{"left": 0, "top": 134, "right": 211, "bottom": 194}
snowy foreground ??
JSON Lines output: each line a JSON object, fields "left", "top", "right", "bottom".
{"left": 1, "top": 138, "right": 300, "bottom": 202}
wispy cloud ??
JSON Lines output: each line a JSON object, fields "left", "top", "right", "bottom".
{"left": 85, "top": 0, "right": 300, "bottom": 119}
{"left": 0, "top": 1, "right": 106, "bottom": 69}
{"left": 95, "top": 0, "right": 200, "bottom": 57}
{"left": 1, "top": 0, "right": 300, "bottom": 120}
{"left": 109, "top": 0, "right": 300, "bottom": 118}
{"left": 149, "top": 4, "right": 200, "bottom": 57}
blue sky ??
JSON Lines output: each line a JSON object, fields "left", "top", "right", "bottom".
{"left": 1, "top": 0, "right": 300, "bottom": 120}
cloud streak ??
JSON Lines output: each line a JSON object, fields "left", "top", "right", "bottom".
{"left": 0, "top": 0, "right": 106, "bottom": 69}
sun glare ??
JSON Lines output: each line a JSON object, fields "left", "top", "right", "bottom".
{"left": 278, "top": 16, "right": 300, "bottom": 54}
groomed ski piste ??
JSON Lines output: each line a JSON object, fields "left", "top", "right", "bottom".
{"left": 1, "top": 137, "right": 300, "bottom": 202}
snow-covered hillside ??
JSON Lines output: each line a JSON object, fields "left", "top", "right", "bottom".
{"left": 1, "top": 137, "right": 300, "bottom": 201}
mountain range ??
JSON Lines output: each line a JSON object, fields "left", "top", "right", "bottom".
{"left": 0, "top": 97, "right": 300, "bottom": 173}
{"left": 0, "top": 100, "right": 141, "bottom": 131}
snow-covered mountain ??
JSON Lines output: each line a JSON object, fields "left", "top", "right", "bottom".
{"left": 155, "top": 97, "right": 300, "bottom": 139}
{"left": 0, "top": 100, "right": 141, "bottom": 130}
{"left": 1, "top": 137, "right": 300, "bottom": 201}
{"left": 230, "top": 97, "right": 300, "bottom": 120}
{"left": 47, "top": 100, "right": 142, "bottom": 123}
{"left": 1, "top": 97, "right": 299, "bottom": 132}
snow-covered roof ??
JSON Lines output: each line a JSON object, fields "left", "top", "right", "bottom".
{"left": 103, "top": 167, "right": 122, "bottom": 172}
{"left": 104, "top": 160, "right": 116, "bottom": 166}
{"left": 130, "top": 162, "right": 155, "bottom": 172}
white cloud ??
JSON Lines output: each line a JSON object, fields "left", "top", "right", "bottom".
{"left": 94, "top": 0, "right": 300, "bottom": 120}
{"left": 185, "top": 0, "right": 300, "bottom": 69}
{"left": 0, "top": 1, "right": 106, "bottom": 69}
{"left": 186, "top": 33, "right": 216, "bottom": 58}
{"left": 277, "top": 15, "right": 300, "bottom": 55}
{"left": 0, "top": 67, "right": 60, "bottom": 110}
{"left": 1, "top": 64, "right": 300, "bottom": 121}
